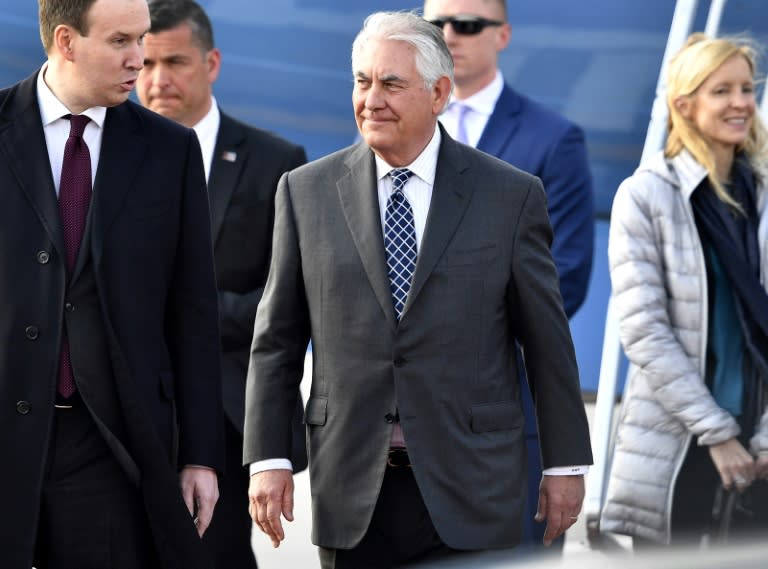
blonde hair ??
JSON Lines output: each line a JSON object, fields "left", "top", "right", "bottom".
{"left": 666, "top": 33, "right": 768, "bottom": 210}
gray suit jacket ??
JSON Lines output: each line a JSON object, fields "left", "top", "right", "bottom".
{"left": 243, "top": 129, "right": 592, "bottom": 550}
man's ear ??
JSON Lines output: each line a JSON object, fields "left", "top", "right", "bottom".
{"left": 53, "top": 24, "right": 77, "bottom": 61}
{"left": 206, "top": 48, "right": 222, "bottom": 84}
{"left": 431, "top": 75, "right": 452, "bottom": 116}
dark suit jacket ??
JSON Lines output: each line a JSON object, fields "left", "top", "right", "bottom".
{"left": 243, "top": 128, "right": 593, "bottom": 550}
{"left": 0, "top": 72, "right": 223, "bottom": 569}
{"left": 477, "top": 84, "right": 594, "bottom": 319}
{"left": 209, "top": 111, "right": 307, "bottom": 469}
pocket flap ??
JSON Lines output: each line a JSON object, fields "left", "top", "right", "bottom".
{"left": 470, "top": 401, "right": 521, "bottom": 433}
{"left": 304, "top": 396, "right": 328, "bottom": 426}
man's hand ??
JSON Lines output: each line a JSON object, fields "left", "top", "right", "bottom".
{"left": 249, "top": 469, "right": 294, "bottom": 548}
{"left": 180, "top": 466, "right": 219, "bottom": 537}
{"left": 535, "top": 474, "right": 585, "bottom": 546}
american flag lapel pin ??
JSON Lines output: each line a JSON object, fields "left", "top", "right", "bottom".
{"left": 222, "top": 151, "right": 237, "bottom": 163}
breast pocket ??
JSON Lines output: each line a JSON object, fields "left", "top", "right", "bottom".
{"left": 443, "top": 244, "right": 498, "bottom": 268}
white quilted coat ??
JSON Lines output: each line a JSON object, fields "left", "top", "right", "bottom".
{"left": 600, "top": 149, "right": 768, "bottom": 543}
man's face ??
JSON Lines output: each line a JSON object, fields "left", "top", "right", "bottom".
{"left": 423, "top": 0, "right": 509, "bottom": 94}
{"left": 353, "top": 38, "right": 449, "bottom": 166}
{"left": 137, "top": 24, "right": 220, "bottom": 127}
{"left": 67, "top": 0, "right": 149, "bottom": 109}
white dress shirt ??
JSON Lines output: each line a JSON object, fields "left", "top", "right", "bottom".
{"left": 37, "top": 65, "right": 106, "bottom": 195}
{"left": 439, "top": 71, "right": 504, "bottom": 148}
{"left": 191, "top": 96, "right": 220, "bottom": 183}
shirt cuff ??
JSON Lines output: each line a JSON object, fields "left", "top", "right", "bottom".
{"left": 249, "top": 458, "right": 293, "bottom": 476}
{"left": 543, "top": 465, "right": 589, "bottom": 476}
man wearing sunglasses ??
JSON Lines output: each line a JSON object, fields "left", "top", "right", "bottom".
{"left": 424, "top": 0, "right": 595, "bottom": 554}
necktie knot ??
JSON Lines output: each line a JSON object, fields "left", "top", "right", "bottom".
{"left": 65, "top": 114, "right": 90, "bottom": 138}
{"left": 390, "top": 168, "right": 413, "bottom": 193}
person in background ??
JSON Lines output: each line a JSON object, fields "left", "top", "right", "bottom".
{"left": 602, "top": 33, "right": 768, "bottom": 547}
{"left": 0, "top": 0, "right": 224, "bottom": 567}
{"left": 137, "top": 1, "right": 308, "bottom": 567}
{"left": 423, "top": 0, "right": 594, "bottom": 550}
{"left": 244, "top": 10, "right": 592, "bottom": 569}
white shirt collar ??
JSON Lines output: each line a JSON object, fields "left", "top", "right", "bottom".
{"left": 374, "top": 123, "right": 442, "bottom": 186}
{"left": 36, "top": 64, "right": 107, "bottom": 128}
{"left": 448, "top": 70, "right": 504, "bottom": 115}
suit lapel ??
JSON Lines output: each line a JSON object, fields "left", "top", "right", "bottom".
{"left": 476, "top": 84, "right": 523, "bottom": 158}
{"left": 337, "top": 145, "right": 399, "bottom": 330}
{"left": 208, "top": 112, "right": 244, "bottom": 244}
{"left": 0, "top": 72, "right": 65, "bottom": 260}
{"left": 404, "top": 132, "right": 474, "bottom": 316}
{"left": 91, "top": 103, "right": 147, "bottom": 268}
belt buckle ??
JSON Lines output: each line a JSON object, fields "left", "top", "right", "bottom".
{"left": 387, "top": 448, "right": 411, "bottom": 468}
{"left": 54, "top": 404, "right": 74, "bottom": 409}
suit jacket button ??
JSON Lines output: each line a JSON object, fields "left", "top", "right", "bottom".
{"left": 65, "top": 302, "right": 75, "bottom": 312}
{"left": 16, "top": 401, "right": 31, "bottom": 415}
{"left": 25, "top": 326, "right": 39, "bottom": 340}
{"left": 36, "top": 251, "right": 50, "bottom": 264}
{"left": 384, "top": 413, "right": 395, "bottom": 424}
{"left": 393, "top": 357, "right": 406, "bottom": 367}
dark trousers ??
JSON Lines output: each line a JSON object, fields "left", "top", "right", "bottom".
{"left": 203, "top": 419, "right": 258, "bottom": 569}
{"left": 33, "top": 403, "right": 158, "bottom": 569}
{"left": 319, "top": 460, "right": 452, "bottom": 569}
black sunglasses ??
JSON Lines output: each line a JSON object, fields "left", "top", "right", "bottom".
{"left": 428, "top": 15, "right": 504, "bottom": 36}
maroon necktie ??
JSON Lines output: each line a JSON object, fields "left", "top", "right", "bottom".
{"left": 57, "top": 114, "right": 92, "bottom": 399}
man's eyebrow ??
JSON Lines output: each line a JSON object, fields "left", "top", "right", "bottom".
{"left": 379, "top": 74, "right": 404, "bottom": 83}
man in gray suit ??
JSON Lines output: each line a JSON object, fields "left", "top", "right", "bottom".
{"left": 244, "top": 10, "right": 592, "bottom": 569}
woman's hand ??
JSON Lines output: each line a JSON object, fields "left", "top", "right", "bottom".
{"left": 708, "top": 438, "right": 756, "bottom": 492}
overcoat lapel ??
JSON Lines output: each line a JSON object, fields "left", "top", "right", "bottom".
{"left": 0, "top": 73, "right": 65, "bottom": 262}
{"left": 337, "top": 144, "right": 399, "bottom": 330}
{"left": 91, "top": 103, "right": 147, "bottom": 269}
{"left": 208, "top": 113, "right": 244, "bottom": 244}
{"left": 405, "top": 134, "right": 474, "bottom": 316}
{"left": 477, "top": 85, "right": 522, "bottom": 158}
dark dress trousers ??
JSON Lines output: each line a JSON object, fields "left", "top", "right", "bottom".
{"left": 0, "top": 71, "right": 224, "bottom": 569}
{"left": 475, "top": 83, "right": 594, "bottom": 546}
{"left": 203, "top": 111, "right": 307, "bottom": 568}
{"left": 243, "top": 128, "right": 593, "bottom": 553}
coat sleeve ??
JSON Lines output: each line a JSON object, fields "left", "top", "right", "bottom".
{"left": 169, "top": 130, "right": 225, "bottom": 471}
{"left": 539, "top": 124, "right": 594, "bottom": 318}
{"left": 608, "top": 174, "right": 740, "bottom": 446}
{"left": 507, "top": 175, "right": 593, "bottom": 468}
{"left": 243, "top": 171, "right": 311, "bottom": 464}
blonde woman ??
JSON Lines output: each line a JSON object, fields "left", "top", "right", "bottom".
{"left": 601, "top": 33, "right": 768, "bottom": 546}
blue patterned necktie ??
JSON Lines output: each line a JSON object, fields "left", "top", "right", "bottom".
{"left": 384, "top": 168, "right": 416, "bottom": 320}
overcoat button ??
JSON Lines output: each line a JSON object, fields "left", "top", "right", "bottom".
{"left": 25, "top": 326, "right": 39, "bottom": 340}
{"left": 16, "top": 401, "right": 31, "bottom": 415}
{"left": 36, "top": 251, "right": 50, "bottom": 264}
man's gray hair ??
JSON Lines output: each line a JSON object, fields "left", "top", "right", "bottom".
{"left": 351, "top": 11, "right": 454, "bottom": 92}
